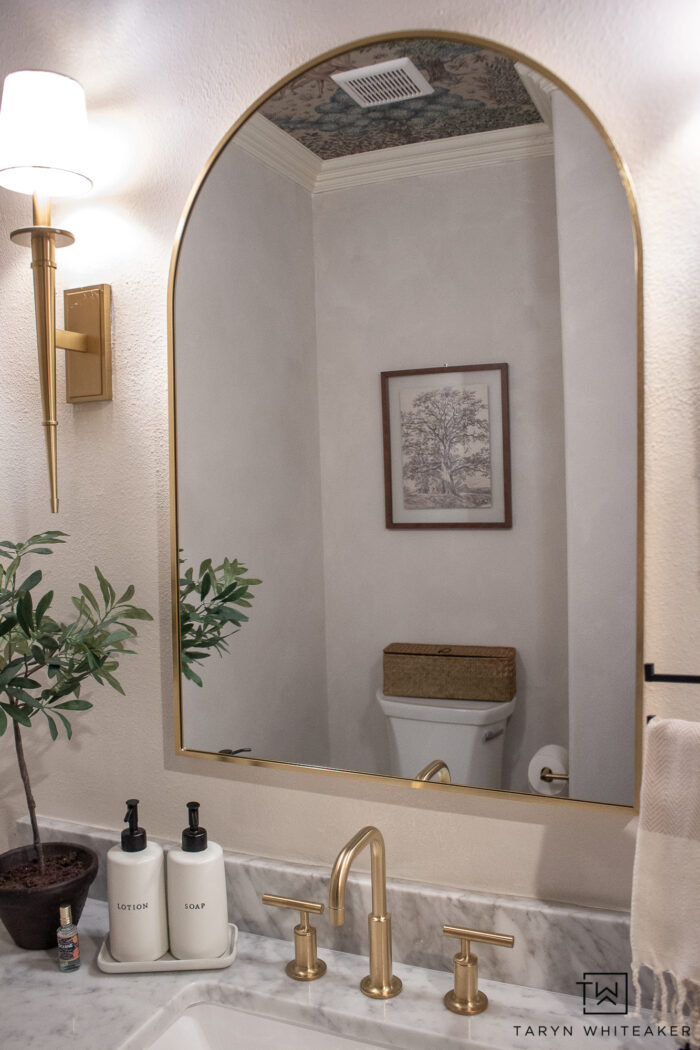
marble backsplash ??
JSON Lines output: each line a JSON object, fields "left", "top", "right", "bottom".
{"left": 19, "top": 816, "right": 634, "bottom": 999}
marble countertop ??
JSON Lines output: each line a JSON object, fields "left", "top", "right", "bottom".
{"left": 0, "top": 899, "right": 684, "bottom": 1050}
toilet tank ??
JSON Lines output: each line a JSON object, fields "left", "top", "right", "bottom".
{"left": 376, "top": 690, "right": 516, "bottom": 789}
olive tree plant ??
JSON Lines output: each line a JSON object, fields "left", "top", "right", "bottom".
{"left": 0, "top": 531, "right": 152, "bottom": 871}
{"left": 179, "top": 555, "right": 261, "bottom": 688}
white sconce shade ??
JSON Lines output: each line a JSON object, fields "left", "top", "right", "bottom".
{"left": 0, "top": 70, "right": 92, "bottom": 197}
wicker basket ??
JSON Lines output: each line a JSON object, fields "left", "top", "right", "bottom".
{"left": 382, "top": 643, "right": 516, "bottom": 702}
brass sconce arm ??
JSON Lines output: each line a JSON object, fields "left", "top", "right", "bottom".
{"left": 10, "top": 197, "right": 111, "bottom": 513}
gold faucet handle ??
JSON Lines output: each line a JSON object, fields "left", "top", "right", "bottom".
{"left": 442, "top": 924, "right": 515, "bottom": 1015}
{"left": 262, "top": 894, "right": 327, "bottom": 981}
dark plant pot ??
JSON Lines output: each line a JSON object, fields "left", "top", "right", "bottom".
{"left": 0, "top": 841, "right": 98, "bottom": 950}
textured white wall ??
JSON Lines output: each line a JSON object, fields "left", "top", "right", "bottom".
{"left": 0, "top": 0, "right": 698, "bottom": 912}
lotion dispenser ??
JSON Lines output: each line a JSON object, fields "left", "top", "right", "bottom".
{"left": 106, "top": 799, "right": 168, "bottom": 962}
{"left": 167, "top": 801, "right": 229, "bottom": 959}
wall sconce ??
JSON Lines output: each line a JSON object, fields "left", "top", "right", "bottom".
{"left": 0, "top": 70, "right": 112, "bottom": 513}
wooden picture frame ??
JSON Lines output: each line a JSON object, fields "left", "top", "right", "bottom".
{"left": 381, "top": 364, "right": 512, "bottom": 529}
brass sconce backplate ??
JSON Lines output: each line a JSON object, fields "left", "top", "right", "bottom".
{"left": 62, "top": 284, "right": 112, "bottom": 402}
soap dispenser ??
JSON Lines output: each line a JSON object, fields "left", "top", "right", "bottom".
{"left": 106, "top": 799, "right": 168, "bottom": 962}
{"left": 166, "top": 801, "right": 229, "bottom": 959}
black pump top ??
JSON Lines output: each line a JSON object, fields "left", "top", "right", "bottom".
{"left": 121, "top": 799, "right": 147, "bottom": 852}
{"left": 182, "top": 801, "right": 208, "bottom": 852}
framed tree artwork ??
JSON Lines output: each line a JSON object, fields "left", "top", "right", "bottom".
{"left": 381, "top": 364, "right": 512, "bottom": 529}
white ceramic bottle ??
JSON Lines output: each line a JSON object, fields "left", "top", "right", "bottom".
{"left": 166, "top": 801, "right": 229, "bottom": 959}
{"left": 106, "top": 799, "right": 169, "bottom": 962}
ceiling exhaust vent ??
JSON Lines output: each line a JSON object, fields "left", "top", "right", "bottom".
{"left": 331, "top": 58, "right": 434, "bottom": 108}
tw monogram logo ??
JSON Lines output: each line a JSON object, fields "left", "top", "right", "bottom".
{"left": 576, "top": 972, "right": 629, "bottom": 1015}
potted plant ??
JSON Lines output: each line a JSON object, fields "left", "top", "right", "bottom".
{"left": 0, "top": 530, "right": 152, "bottom": 949}
{"left": 179, "top": 554, "right": 260, "bottom": 688}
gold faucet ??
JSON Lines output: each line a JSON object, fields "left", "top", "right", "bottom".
{"left": 416, "top": 759, "right": 452, "bottom": 784}
{"left": 329, "top": 825, "right": 402, "bottom": 999}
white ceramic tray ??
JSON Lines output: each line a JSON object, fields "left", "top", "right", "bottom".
{"left": 97, "top": 923, "right": 238, "bottom": 973}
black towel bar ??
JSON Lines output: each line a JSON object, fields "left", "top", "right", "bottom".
{"left": 644, "top": 663, "right": 700, "bottom": 684}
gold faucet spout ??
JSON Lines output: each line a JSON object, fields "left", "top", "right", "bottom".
{"left": 329, "top": 825, "right": 386, "bottom": 924}
{"left": 328, "top": 825, "right": 401, "bottom": 999}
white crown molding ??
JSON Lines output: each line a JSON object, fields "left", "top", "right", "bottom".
{"left": 234, "top": 113, "right": 553, "bottom": 195}
{"left": 515, "top": 63, "right": 558, "bottom": 130}
{"left": 234, "top": 113, "right": 321, "bottom": 192}
{"left": 314, "top": 122, "right": 553, "bottom": 193}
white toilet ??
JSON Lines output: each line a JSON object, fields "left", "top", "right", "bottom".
{"left": 376, "top": 689, "right": 516, "bottom": 789}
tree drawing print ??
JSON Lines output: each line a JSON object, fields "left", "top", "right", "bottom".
{"left": 399, "top": 384, "right": 492, "bottom": 509}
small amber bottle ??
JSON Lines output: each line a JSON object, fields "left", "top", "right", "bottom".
{"left": 57, "top": 903, "right": 80, "bottom": 972}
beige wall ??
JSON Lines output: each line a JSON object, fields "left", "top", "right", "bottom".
{"left": 1, "top": 0, "right": 698, "bottom": 913}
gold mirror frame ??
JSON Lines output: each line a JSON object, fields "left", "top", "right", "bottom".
{"left": 168, "top": 29, "right": 644, "bottom": 812}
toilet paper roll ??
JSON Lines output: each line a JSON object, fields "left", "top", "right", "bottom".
{"left": 528, "top": 745, "right": 569, "bottom": 796}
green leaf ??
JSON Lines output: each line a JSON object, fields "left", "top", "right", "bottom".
{"left": 213, "top": 582, "right": 244, "bottom": 603}
{"left": 16, "top": 591, "right": 33, "bottom": 635}
{"left": 35, "top": 590, "right": 54, "bottom": 625}
{"left": 218, "top": 607, "right": 248, "bottom": 624}
{"left": 182, "top": 665, "right": 203, "bottom": 687}
{"left": 105, "top": 630, "right": 135, "bottom": 645}
{"left": 8, "top": 676, "right": 42, "bottom": 690}
{"left": 200, "top": 571, "right": 212, "bottom": 601}
{"left": 25, "top": 530, "right": 67, "bottom": 544}
{"left": 0, "top": 657, "right": 25, "bottom": 686}
{"left": 79, "top": 583, "right": 100, "bottom": 613}
{"left": 116, "top": 583, "right": 135, "bottom": 605}
{"left": 95, "top": 566, "right": 115, "bottom": 608}
{"left": 44, "top": 711, "right": 58, "bottom": 741}
{"left": 54, "top": 699, "right": 93, "bottom": 711}
{"left": 0, "top": 706, "right": 6, "bottom": 735}
{"left": 3, "top": 557, "right": 20, "bottom": 580}
{"left": 101, "top": 670, "right": 125, "bottom": 695}
{"left": 118, "top": 606, "right": 153, "bottom": 621}
{"left": 1, "top": 703, "right": 32, "bottom": 727}
{"left": 5, "top": 690, "right": 40, "bottom": 710}
{"left": 17, "top": 569, "right": 42, "bottom": 592}
{"left": 55, "top": 711, "right": 73, "bottom": 739}
{"left": 0, "top": 615, "right": 17, "bottom": 638}
{"left": 48, "top": 680, "right": 83, "bottom": 702}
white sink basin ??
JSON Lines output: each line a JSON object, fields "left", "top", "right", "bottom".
{"left": 147, "top": 1002, "right": 387, "bottom": 1050}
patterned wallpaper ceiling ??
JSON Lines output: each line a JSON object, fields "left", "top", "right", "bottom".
{"left": 260, "top": 38, "right": 542, "bottom": 161}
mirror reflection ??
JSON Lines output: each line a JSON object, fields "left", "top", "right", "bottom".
{"left": 172, "top": 35, "right": 639, "bottom": 806}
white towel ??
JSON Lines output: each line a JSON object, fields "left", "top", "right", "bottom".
{"left": 631, "top": 717, "right": 700, "bottom": 1041}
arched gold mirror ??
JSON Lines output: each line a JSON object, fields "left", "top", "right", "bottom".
{"left": 169, "top": 32, "right": 642, "bottom": 808}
